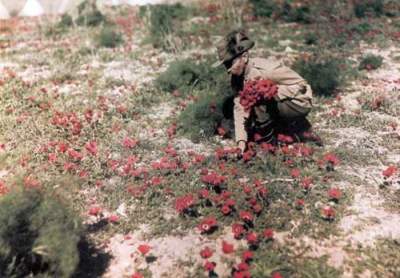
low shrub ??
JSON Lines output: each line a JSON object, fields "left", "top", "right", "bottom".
{"left": 97, "top": 27, "right": 124, "bottom": 48}
{"left": 179, "top": 89, "right": 232, "bottom": 142}
{"left": 280, "top": 1, "right": 312, "bottom": 24}
{"left": 354, "top": 0, "right": 384, "bottom": 18}
{"left": 0, "top": 189, "right": 83, "bottom": 277}
{"left": 58, "top": 13, "right": 73, "bottom": 29}
{"left": 304, "top": 32, "right": 318, "bottom": 45}
{"left": 249, "top": 0, "right": 278, "bottom": 18}
{"left": 141, "top": 3, "right": 189, "bottom": 49}
{"left": 76, "top": 0, "right": 106, "bottom": 27}
{"left": 177, "top": 62, "right": 234, "bottom": 141}
{"left": 155, "top": 58, "right": 224, "bottom": 95}
{"left": 293, "top": 56, "right": 341, "bottom": 97}
{"left": 359, "top": 54, "right": 383, "bottom": 70}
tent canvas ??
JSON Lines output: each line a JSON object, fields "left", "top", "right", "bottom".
{"left": 19, "top": 0, "right": 45, "bottom": 16}
{"left": 39, "top": 0, "right": 62, "bottom": 14}
{"left": 0, "top": 0, "right": 10, "bottom": 19}
{"left": 2, "top": 0, "right": 25, "bottom": 16}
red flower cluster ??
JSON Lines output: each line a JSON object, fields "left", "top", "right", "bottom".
{"left": 328, "top": 188, "right": 342, "bottom": 201}
{"left": 239, "top": 79, "right": 278, "bottom": 112}
{"left": 382, "top": 165, "right": 397, "bottom": 178}
{"left": 137, "top": 244, "right": 151, "bottom": 255}
{"left": 201, "top": 171, "right": 226, "bottom": 187}
{"left": 174, "top": 194, "right": 195, "bottom": 214}
{"left": 198, "top": 216, "right": 218, "bottom": 233}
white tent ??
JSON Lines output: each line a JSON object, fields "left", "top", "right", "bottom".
{"left": 0, "top": 0, "right": 10, "bottom": 19}
{"left": 39, "top": 0, "right": 62, "bottom": 14}
{"left": 19, "top": 0, "right": 45, "bottom": 16}
{"left": 2, "top": 0, "right": 25, "bottom": 16}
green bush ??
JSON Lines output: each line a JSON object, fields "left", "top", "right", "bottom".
{"left": 280, "top": 1, "right": 312, "bottom": 24}
{"left": 58, "top": 14, "right": 73, "bottom": 28}
{"left": 76, "top": 0, "right": 106, "bottom": 27}
{"left": 155, "top": 59, "right": 224, "bottom": 95}
{"left": 354, "top": 0, "right": 384, "bottom": 18}
{"left": 143, "top": 3, "right": 189, "bottom": 48}
{"left": 175, "top": 61, "right": 234, "bottom": 141}
{"left": 249, "top": 0, "right": 277, "bottom": 18}
{"left": 0, "top": 189, "right": 83, "bottom": 277}
{"left": 293, "top": 56, "right": 341, "bottom": 97}
{"left": 97, "top": 27, "right": 124, "bottom": 48}
{"left": 179, "top": 88, "right": 231, "bottom": 142}
{"left": 304, "top": 32, "right": 318, "bottom": 45}
{"left": 359, "top": 54, "right": 383, "bottom": 70}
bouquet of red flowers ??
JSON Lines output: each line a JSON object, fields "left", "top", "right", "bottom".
{"left": 239, "top": 79, "right": 278, "bottom": 112}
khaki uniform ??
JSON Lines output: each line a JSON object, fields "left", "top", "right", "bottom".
{"left": 233, "top": 57, "right": 313, "bottom": 143}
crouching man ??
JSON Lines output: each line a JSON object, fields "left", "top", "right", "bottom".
{"left": 213, "top": 29, "right": 322, "bottom": 152}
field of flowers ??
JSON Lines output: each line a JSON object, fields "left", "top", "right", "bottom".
{"left": 0, "top": 1, "right": 399, "bottom": 277}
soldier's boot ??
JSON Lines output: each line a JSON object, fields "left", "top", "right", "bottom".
{"left": 283, "top": 117, "right": 323, "bottom": 146}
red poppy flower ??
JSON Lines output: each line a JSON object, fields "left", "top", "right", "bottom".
{"left": 295, "top": 199, "right": 305, "bottom": 210}
{"left": 328, "top": 188, "right": 342, "bottom": 200}
{"left": 123, "top": 137, "right": 138, "bottom": 149}
{"left": 198, "top": 216, "right": 218, "bottom": 233}
{"left": 263, "top": 228, "right": 274, "bottom": 240}
{"left": 290, "top": 168, "right": 301, "bottom": 178}
{"left": 217, "top": 127, "right": 226, "bottom": 136}
{"left": 277, "top": 134, "right": 294, "bottom": 144}
{"left": 137, "top": 244, "right": 151, "bottom": 255}
{"left": 301, "top": 177, "right": 312, "bottom": 190}
{"left": 237, "top": 262, "right": 250, "bottom": 272}
{"left": 88, "top": 206, "right": 102, "bottom": 216}
{"left": 222, "top": 240, "right": 234, "bottom": 254}
{"left": 131, "top": 272, "right": 144, "bottom": 278}
{"left": 242, "top": 250, "right": 253, "bottom": 262}
{"left": 321, "top": 206, "right": 335, "bottom": 220}
{"left": 225, "top": 198, "right": 236, "bottom": 207}
{"left": 252, "top": 203, "right": 262, "bottom": 214}
{"left": 68, "top": 149, "right": 83, "bottom": 161}
{"left": 198, "top": 189, "right": 210, "bottom": 199}
{"left": 221, "top": 205, "right": 231, "bottom": 215}
{"left": 239, "top": 211, "right": 253, "bottom": 223}
{"left": 200, "top": 247, "right": 213, "bottom": 259}
{"left": 383, "top": 165, "right": 397, "bottom": 178}
{"left": 201, "top": 172, "right": 226, "bottom": 186}
{"left": 233, "top": 271, "right": 251, "bottom": 278}
{"left": 246, "top": 232, "right": 258, "bottom": 245}
{"left": 232, "top": 223, "right": 245, "bottom": 239}
{"left": 175, "top": 194, "right": 195, "bottom": 214}
{"left": 108, "top": 214, "right": 119, "bottom": 223}
{"left": 85, "top": 141, "right": 98, "bottom": 156}
{"left": 272, "top": 272, "right": 283, "bottom": 278}
{"left": 204, "top": 261, "right": 216, "bottom": 272}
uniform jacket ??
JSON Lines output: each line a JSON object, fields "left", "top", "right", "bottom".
{"left": 233, "top": 57, "right": 313, "bottom": 143}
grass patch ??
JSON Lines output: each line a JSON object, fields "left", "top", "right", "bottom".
{"left": 293, "top": 56, "right": 341, "bottom": 97}
{"left": 359, "top": 54, "right": 383, "bottom": 70}
{"left": 97, "top": 27, "right": 124, "bottom": 48}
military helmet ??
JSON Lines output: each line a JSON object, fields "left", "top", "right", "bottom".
{"left": 212, "top": 29, "right": 255, "bottom": 68}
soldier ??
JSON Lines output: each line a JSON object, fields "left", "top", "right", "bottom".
{"left": 213, "top": 29, "right": 322, "bottom": 152}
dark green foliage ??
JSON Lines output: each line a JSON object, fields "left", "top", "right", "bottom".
{"left": 144, "top": 3, "right": 189, "bottom": 48}
{"left": 249, "top": 0, "right": 277, "bottom": 18}
{"left": 0, "top": 189, "right": 83, "bottom": 277}
{"left": 155, "top": 59, "right": 224, "bottom": 95}
{"left": 280, "top": 2, "right": 312, "bottom": 24}
{"left": 179, "top": 89, "right": 231, "bottom": 142}
{"left": 349, "top": 22, "right": 372, "bottom": 36}
{"left": 359, "top": 54, "right": 383, "bottom": 70}
{"left": 354, "top": 0, "right": 384, "bottom": 18}
{"left": 76, "top": 0, "right": 106, "bottom": 27}
{"left": 97, "top": 27, "right": 124, "bottom": 48}
{"left": 175, "top": 61, "right": 234, "bottom": 141}
{"left": 293, "top": 56, "right": 341, "bottom": 97}
{"left": 58, "top": 14, "right": 73, "bottom": 28}
{"left": 304, "top": 32, "right": 318, "bottom": 45}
